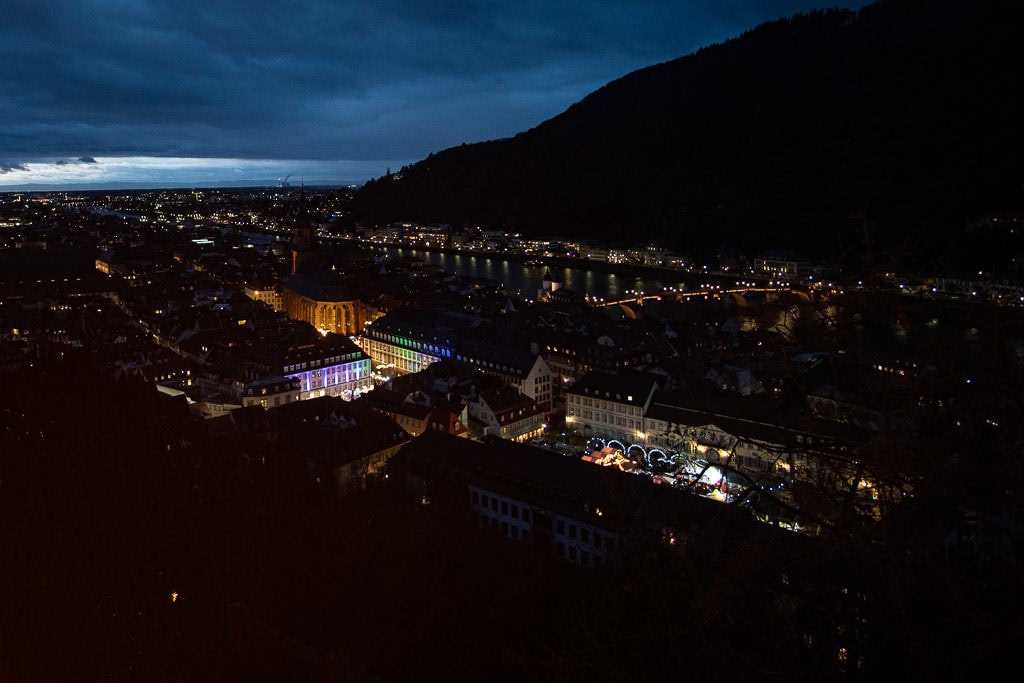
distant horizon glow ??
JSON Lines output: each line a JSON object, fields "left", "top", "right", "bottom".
{"left": 0, "top": 156, "right": 413, "bottom": 192}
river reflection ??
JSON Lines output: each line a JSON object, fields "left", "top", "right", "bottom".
{"left": 380, "top": 247, "right": 691, "bottom": 301}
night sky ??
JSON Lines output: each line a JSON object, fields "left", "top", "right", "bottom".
{"left": 1, "top": 1, "right": 868, "bottom": 189}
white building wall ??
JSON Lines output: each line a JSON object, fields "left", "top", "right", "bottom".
{"left": 550, "top": 513, "right": 619, "bottom": 567}
{"left": 285, "top": 357, "right": 373, "bottom": 401}
{"left": 469, "top": 487, "right": 534, "bottom": 543}
{"left": 566, "top": 393, "right": 645, "bottom": 443}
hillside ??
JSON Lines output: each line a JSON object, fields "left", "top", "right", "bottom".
{"left": 351, "top": 0, "right": 1022, "bottom": 272}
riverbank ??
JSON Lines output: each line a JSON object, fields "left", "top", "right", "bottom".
{"left": 347, "top": 238, "right": 749, "bottom": 289}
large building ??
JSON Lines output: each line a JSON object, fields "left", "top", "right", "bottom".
{"left": 390, "top": 431, "right": 751, "bottom": 568}
{"left": 280, "top": 193, "right": 373, "bottom": 336}
{"left": 240, "top": 376, "right": 301, "bottom": 410}
{"left": 359, "top": 312, "right": 553, "bottom": 414}
{"left": 359, "top": 313, "right": 456, "bottom": 375}
{"left": 243, "top": 283, "right": 283, "bottom": 311}
{"left": 279, "top": 334, "right": 373, "bottom": 401}
{"left": 565, "top": 371, "right": 660, "bottom": 444}
{"left": 281, "top": 274, "right": 369, "bottom": 336}
{"left": 467, "top": 386, "right": 546, "bottom": 443}
{"left": 753, "top": 249, "right": 809, "bottom": 280}
{"left": 642, "top": 391, "right": 872, "bottom": 521}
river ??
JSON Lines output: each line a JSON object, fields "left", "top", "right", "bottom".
{"left": 375, "top": 247, "right": 705, "bottom": 302}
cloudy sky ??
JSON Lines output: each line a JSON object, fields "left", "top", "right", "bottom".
{"left": 1, "top": 0, "right": 867, "bottom": 190}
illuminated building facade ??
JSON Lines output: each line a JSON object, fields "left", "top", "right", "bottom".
{"left": 359, "top": 316, "right": 553, "bottom": 414}
{"left": 241, "top": 376, "right": 301, "bottom": 409}
{"left": 753, "top": 249, "right": 809, "bottom": 279}
{"left": 243, "top": 284, "right": 283, "bottom": 311}
{"left": 281, "top": 279, "right": 368, "bottom": 335}
{"left": 565, "top": 371, "right": 659, "bottom": 444}
{"left": 642, "top": 392, "right": 868, "bottom": 504}
{"left": 468, "top": 387, "right": 545, "bottom": 442}
{"left": 359, "top": 316, "right": 455, "bottom": 375}
{"left": 279, "top": 335, "right": 373, "bottom": 401}
{"left": 280, "top": 191, "right": 371, "bottom": 335}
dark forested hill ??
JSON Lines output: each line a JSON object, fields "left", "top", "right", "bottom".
{"left": 351, "top": 0, "right": 1022, "bottom": 271}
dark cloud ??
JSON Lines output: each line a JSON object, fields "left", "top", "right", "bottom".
{"left": 1, "top": 1, "right": 869, "bottom": 168}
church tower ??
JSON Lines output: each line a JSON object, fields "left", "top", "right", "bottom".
{"left": 291, "top": 187, "right": 318, "bottom": 274}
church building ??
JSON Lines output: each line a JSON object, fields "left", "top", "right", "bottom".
{"left": 281, "top": 192, "right": 371, "bottom": 336}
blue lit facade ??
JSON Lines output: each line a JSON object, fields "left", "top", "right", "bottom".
{"left": 359, "top": 317, "right": 455, "bottom": 375}
{"left": 359, "top": 315, "right": 552, "bottom": 412}
{"left": 281, "top": 337, "right": 373, "bottom": 401}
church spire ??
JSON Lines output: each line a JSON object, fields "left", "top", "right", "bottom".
{"left": 291, "top": 188, "right": 317, "bottom": 275}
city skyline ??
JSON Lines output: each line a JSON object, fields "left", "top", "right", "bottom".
{"left": 1, "top": 0, "right": 869, "bottom": 190}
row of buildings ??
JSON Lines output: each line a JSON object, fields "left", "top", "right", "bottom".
{"left": 354, "top": 221, "right": 815, "bottom": 280}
